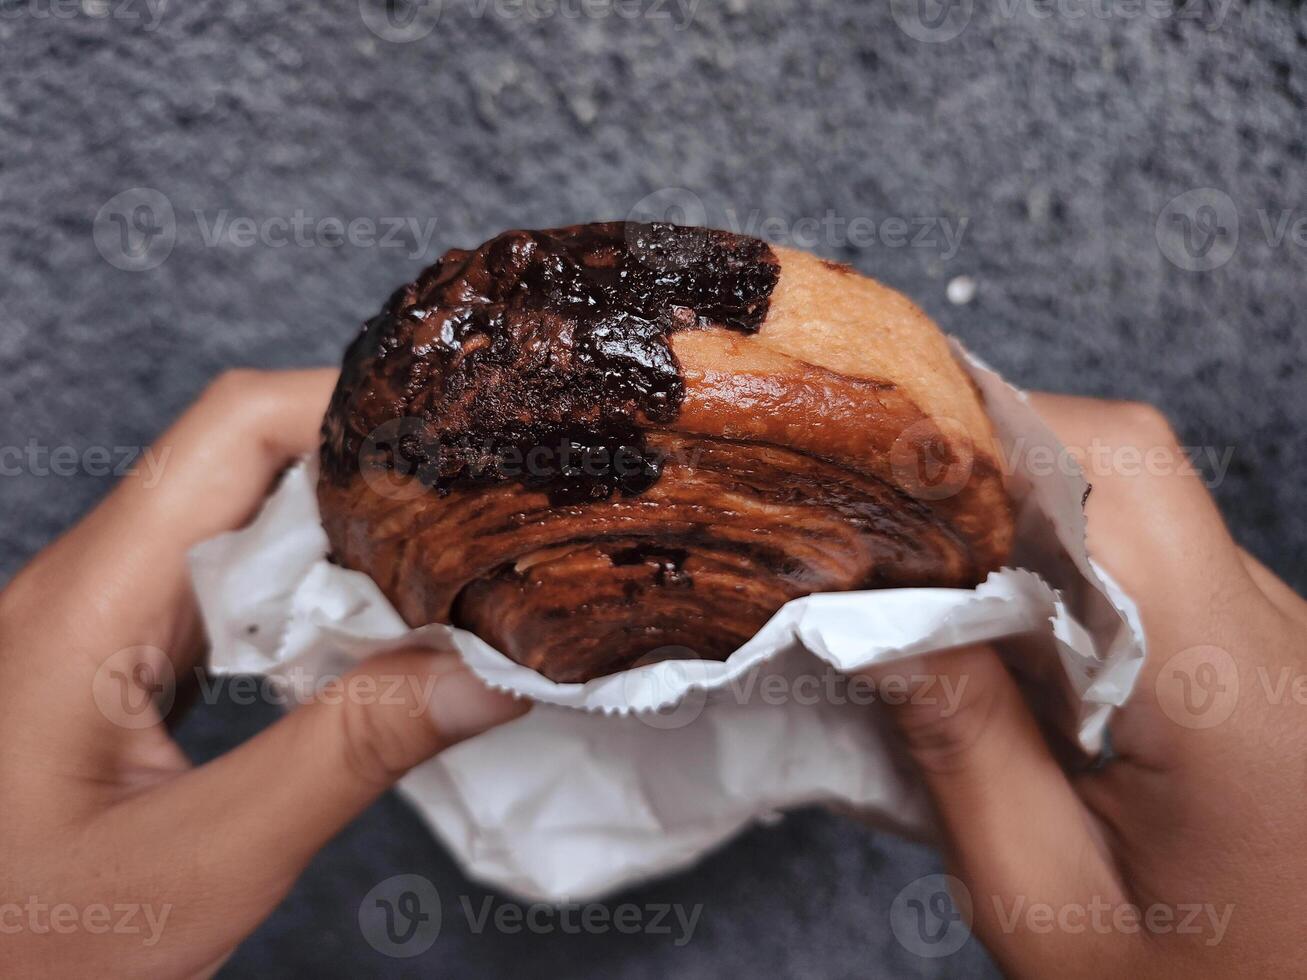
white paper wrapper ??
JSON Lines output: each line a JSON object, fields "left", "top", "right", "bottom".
{"left": 189, "top": 343, "right": 1146, "bottom": 902}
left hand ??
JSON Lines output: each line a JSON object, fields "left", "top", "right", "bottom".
{"left": 0, "top": 369, "right": 528, "bottom": 978}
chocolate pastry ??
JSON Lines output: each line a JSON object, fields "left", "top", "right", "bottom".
{"left": 319, "top": 222, "right": 1014, "bottom": 683}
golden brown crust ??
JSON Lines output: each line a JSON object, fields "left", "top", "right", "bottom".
{"left": 670, "top": 246, "right": 1013, "bottom": 579}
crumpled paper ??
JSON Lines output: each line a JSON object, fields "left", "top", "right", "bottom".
{"left": 188, "top": 343, "right": 1146, "bottom": 902}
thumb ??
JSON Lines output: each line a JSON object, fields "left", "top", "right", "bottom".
{"left": 867, "top": 645, "right": 1128, "bottom": 973}
{"left": 97, "top": 649, "right": 527, "bottom": 956}
{"left": 192, "top": 648, "right": 529, "bottom": 857}
{"left": 314, "top": 648, "right": 530, "bottom": 787}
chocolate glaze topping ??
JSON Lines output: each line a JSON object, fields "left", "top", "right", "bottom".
{"left": 321, "top": 222, "right": 779, "bottom": 504}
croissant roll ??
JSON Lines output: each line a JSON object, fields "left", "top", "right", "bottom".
{"left": 318, "top": 222, "right": 1014, "bottom": 683}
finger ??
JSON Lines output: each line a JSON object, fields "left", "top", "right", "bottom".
{"left": 1024, "top": 393, "right": 1290, "bottom": 782}
{"left": 1025, "top": 393, "right": 1246, "bottom": 616}
{"left": 866, "top": 645, "right": 1130, "bottom": 975}
{"left": 1239, "top": 548, "right": 1307, "bottom": 627}
{"left": 3, "top": 369, "right": 337, "bottom": 673}
{"left": 1025, "top": 396, "right": 1278, "bottom": 682}
{"left": 89, "top": 649, "right": 528, "bottom": 965}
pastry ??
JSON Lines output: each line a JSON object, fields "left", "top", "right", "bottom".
{"left": 319, "top": 222, "right": 1013, "bottom": 682}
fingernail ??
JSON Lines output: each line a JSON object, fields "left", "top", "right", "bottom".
{"left": 428, "top": 663, "right": 528, "bottom": 743}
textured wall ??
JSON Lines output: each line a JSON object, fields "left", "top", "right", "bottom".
{"left": 2, "top": 0, "right": 1304, "bottom": 976}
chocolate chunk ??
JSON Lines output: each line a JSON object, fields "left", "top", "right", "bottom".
{"left": 321, "top": 222, "right": 779, "bottom": 505}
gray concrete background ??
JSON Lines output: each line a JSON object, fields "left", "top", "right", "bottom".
{"left": 2, "top": 0, "right": 1304, "bottom": 976}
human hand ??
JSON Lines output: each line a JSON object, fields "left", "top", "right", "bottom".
{"left": 0, "top": 369, "right": 528, "bottom": 978}
{"left": 871, "top": 395, "right": 1307, "bottom": 978}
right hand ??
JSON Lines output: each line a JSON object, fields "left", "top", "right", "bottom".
{"left": 870, "top": 394, "right": 1307, "bottom": 978}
